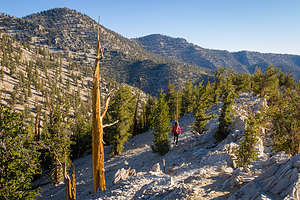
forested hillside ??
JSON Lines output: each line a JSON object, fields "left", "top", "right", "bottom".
{"left": 0, "top": 8, "right": 209, "bottom": 94}
{"left": 135, "top": 34, "right": 300, "bottom": 78}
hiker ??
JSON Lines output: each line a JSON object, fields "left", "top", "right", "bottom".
{"left": 172, "top": 121, "right": 181, "bottom": 145}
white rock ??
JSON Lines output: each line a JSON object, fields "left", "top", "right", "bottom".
{"left": 114, "top": 168, "right": 136, "bottom": 184}
{"left": 255, "top": 193, "right": 272, "bottom": 200}
{"left": 256, "top": 137, "right": 266, "bottom": 158}
{"left": 223, "top": 167, "right": 234, "bottom": 174}
{"left": 230, "top": 154, "right": 300, "bottom": 200}
{"left": 270, "top": 152, "right": 290, "bottom": 165}
{"left": 151, "top": 163, "right": 161, "bottom": 172}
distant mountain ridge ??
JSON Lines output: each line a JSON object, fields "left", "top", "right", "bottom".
{"left": 134, "top": 34, "right": 300, "bottom": 78}
{"left": 0, "top": 8, "right": 209, "bottom": 94}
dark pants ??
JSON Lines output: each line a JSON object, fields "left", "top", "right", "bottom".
{"left": 173, "top": 133, "right": 179, "bottom": 145}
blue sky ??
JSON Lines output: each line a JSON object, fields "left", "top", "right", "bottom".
{"left": 1, "top": 0, "right": 300, "bottom": 55}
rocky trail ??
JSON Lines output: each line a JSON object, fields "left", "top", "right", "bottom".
{"left": 38, "top": 92, "right": 300, "bottom": 200}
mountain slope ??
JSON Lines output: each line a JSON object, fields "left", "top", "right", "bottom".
{"left": 24, "top": 8, "right": 153, "bottom": 59}
{"left": 134, "top": 34, "right": 300, "bottom": 78}
{"left": 37, "top": 93, "right": 300, "bottom": 199}
{"left": 0, "top": 8, "right": 209, "bottom": 94}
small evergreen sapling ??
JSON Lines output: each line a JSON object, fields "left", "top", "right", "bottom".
{"left": 235, "top": 111, "right": 264, "bottom": 167}
{"left": 192, "top": 81, "right": 214, "bottom": 134}
{"left": 151, "top": 89, "right": 171, "bottom": 155}
{"left": 215, "top": 76, "right": 237, "bottom": 141}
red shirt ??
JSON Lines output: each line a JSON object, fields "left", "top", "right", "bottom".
{"left": 172, "top": 125, "right": 181, "bottom": 135}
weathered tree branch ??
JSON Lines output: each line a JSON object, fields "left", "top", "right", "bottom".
{"left": 101, "top": 95, "right": 111, "bottom": 119}
{"left": 103, "top": 120, "right": 119, "bottom": 128}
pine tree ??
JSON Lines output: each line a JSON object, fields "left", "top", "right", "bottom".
{"left": 0, "top": 105, "right": 40, "bottom": 199}
{"left": 132, "top": 88, "right": 141, "bottom": 136}
{"left": 9, "top": 61, "right": 16, "bottom": 76}
{"left": 261, "top": 66, "right": 280, "bottom": 101}
{"left": 232, "top": 73, "right": 251, "bottom": 94}
{"left": 105, "top": 87, "right": 135, "bottom": 155}
{"left": 215, "top": 76, "right": 237, "bottom": 141}
{"left": 151, "top": 89, "right": 170, "bottom": 155}
{"left": 181, "top": 80, "right": 194, "bottom": 115}
{"left": 70, "top": 106, "right": 92, "bottom": 159}
{"left": 23, "top": 105, "right": 31, "bottom": 120}
{"left": 252, "top": 66, "right": 280, "bottom": 101}
{"left": 192, "top": 81, "right": 214, "bottom": 134}
{"left": 9, "top": 85, "right": 18, "bottom": 108}
{"left": 166, "top": 83, "right": 181, "bottom": 120}
{"left": 268, "top": 87, "right": 300, "bottom": 155}
{"left": 137, "top": 104, "right": 147, "bottom": 133}
{"left": 66, "top": 78, "right": 71, "bottom": 90}
{"left": 0, "top": 66, "right": 4, "bottom": 82}
{"left": 144, "top": 95, "right": 157, "bottom": 130}
{"left": 213, "top": 67, "right": 226, "bottom": 103}
{"left": 27, "top": 83, "right": 32, "bottom": 97}
{"left": 279, "top": 72, "right": 295, "bottom": 89}
{"left": 235, "top": 112, "right": 264, "bottom": 167}
{"left": 42, "top": 101, "right": 72, "bottom": 183}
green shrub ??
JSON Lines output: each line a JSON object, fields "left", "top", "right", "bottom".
{"left": 0, "top": 105, "right": 40, "bottom": 199}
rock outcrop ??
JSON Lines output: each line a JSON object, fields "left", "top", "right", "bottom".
{"left": 229, "top": 153, "right": 300, "bottom": 200}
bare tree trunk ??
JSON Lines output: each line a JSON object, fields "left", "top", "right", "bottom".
{"left": 63, "top": 161, "right": 76, "bottom": 200}
{"left": 92, "top": 18, "right": 118, "bottom": 193}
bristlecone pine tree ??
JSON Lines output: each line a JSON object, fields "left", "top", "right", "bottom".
{"left": 279, "top": 71, "right": 295, "bottom": 89}
{"left": 181, "top": 80, "right": 194, "bottom": 115}
{"left": 92, "top": 20, "right": 118, "bottom": 192}
{"left": 260, "top": 66, "right": 280, "bottom": 102}
{"left": 166, "top": 83, "right": 181, "bottom": 120}
{"left": 192, "top": 81, "right": 214, "bottom": 134}
{"left": 70, "top": 106, "right": 92, "bottom": 159}
{"left": 151, "top": 89, "right": 170, "bottom": 155}
{"left": 0, "top": 105, "right": 40, "bottom": 200}
{"left": 42, "top": 100, "right": 72, "bottom": 183}
{"left": 105, "top": 87, "right": 136, "bottom": 155}
{"left": 252, "top": 67, "right": 263, "bottom": 96}
{"left": 144, "top": 96, "right": 156, "bottom": 130}
{"left": 268, "top": 87, "right": 300, "bottom": 155}
{"left": 235, "top": 111, "right": 264, "bottom": 167}
{"left": 213, "top": 67, "right": 226, "bottom": 104}
{"left": 215, "top": 76, "right": 237, "bottom": 141}
{"left": 252, "top": 66, "right": 280, "bottom": 102}
{"left": 232, "top": 73, "right": 251, "bottom": 94}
